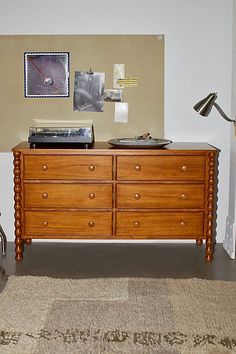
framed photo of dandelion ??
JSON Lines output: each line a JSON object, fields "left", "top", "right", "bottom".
{"left": 24, "top": 52, "right": 70, "bottom": 98}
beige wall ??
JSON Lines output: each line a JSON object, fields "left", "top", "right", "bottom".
{"left": 0, "top": 35, "right": 164, "bottom": 151}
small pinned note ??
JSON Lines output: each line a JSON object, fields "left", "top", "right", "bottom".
{"left": 113, "top": 64, "right": 125, "bottom": 88}
{"left": 114, "top": 102, "right": 129, "bottom": 123}
{"left": 117, "top": 77, "right": 138, "bottom": 87}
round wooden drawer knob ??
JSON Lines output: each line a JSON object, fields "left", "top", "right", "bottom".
{"left": 89, "top": 165, "right": 95, "bottom": 171}
{"left": 41, "top": 165, "right": 48, "bottom": 171}
{"left": 181, "top": 165, "right": 187, "bottom": 171}
{"left": 180, "top": 221, "right": 186, "bottom": 227}
{"left": 133, "top": 221, "right": 140, "bottom": 228}
{"left": 89, "top": 193, "right": 95, "bottom": 199}
{"left": 134, "top": 193, "right": 141, "bottom": 200}
{"left": 42, "top": 221, "right": 48, "bottom": 227}
{"left": 181, "top": 194, "right": 187, "bottom": 200}
{"left": 135, "top": 164, "right": 141, "bottom": 171}
{"left": 88, "top": 221, "right": 95, "bottom": 227}
{"left": 41, "top": 193, "right": 48, "bottom": 199}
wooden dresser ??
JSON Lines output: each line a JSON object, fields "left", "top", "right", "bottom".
{"left": 12, "top": 142, "right": 218, "bottom": 262}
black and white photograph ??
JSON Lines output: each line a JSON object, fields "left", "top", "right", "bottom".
{"left": 73, "top": 71, "right": 105, "bottom": 112}
{"left": 24, "top": 52, "right": 69, "bottom": 97}
{"left": 104, "top": 89, "right": 123, "bottom": 102}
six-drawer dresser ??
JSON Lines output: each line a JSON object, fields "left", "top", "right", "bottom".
{"left": 12, "top": 142, "right": 218, "bottom": 262}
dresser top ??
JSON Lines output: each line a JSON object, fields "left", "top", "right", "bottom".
{"left": 12, "top": 141, "right": 218, "bottom": 155}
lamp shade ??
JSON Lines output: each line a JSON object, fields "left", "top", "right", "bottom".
{"left": 193, "top": 92, "right": 217, "bottom": 117}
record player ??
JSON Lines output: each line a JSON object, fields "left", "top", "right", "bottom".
{"left": 28, "top": 121, "right": 94, "bottom": 147}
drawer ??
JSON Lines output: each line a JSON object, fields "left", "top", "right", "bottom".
{"left": 116, "top": 211, "right": 204, "bottom": 238}
{"left": 117, "top": 156, "right": 205, "bottom": 181}
{"left": 117, "top": 184, "right": 205, "bottom": 209}
{"left": 24, "top": 183, "right": 113, "bottom": 208}
{"left": 24, "top": 211, "right": 112, "bottom": 237}
{"left": 24, "top": 155, "right": 112, "bottom": 180}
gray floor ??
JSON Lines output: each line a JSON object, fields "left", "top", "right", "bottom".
{"left": 0, "top": 241, "right": 236, "bottom": 292}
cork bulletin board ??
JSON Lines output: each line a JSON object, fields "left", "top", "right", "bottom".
{"left": 0, "top": 35, "right": 164, "bottom": 151}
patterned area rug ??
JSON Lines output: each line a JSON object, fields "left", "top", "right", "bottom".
{"left": 0, "top": 276, "right": 235, "bottom": 353}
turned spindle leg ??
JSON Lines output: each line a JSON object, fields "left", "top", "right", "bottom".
{"left": 13, "top": 151, "right": 24, "bottom": 261}
{"left": 205, "top": 152, "right": 215, "bottom": 263}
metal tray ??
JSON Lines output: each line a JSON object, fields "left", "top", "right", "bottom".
{"left": 107, "top": 138, "right": 172, "bottom": 149}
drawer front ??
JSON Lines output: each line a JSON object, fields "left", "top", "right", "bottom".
{"left": 24, "top": 211, "right": 112, "bottom": 237}
{"left": 117, "top": 156, "right": 205, "bottom": 181}
{"left": 116, "top": 211, "right": 204, "bottom": 238}
{"left": 117, "top": 184, "right": 205, "bottom": 209}
{"left": 24, "top": 155, "right": 112, "bottom": 180}
{"left": 24, "top": 183, "right": 113, "bottom": 208}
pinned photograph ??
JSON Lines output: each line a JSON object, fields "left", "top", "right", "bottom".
{"left": 24, "top": 52, "right": 69, "bottom": 98}
{"left": 73, "top": 71, "right": 105, "bottom": 112}
{"left": 104, "top": 89, "right": 123, "bottom": 102}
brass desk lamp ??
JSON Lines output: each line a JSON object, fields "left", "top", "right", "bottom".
{"left": 194, "top": 92, "right": 236, "bottom": 130}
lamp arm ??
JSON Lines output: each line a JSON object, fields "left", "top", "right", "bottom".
{"left": 213, "top": 102, "right": 236, "bottom": 123}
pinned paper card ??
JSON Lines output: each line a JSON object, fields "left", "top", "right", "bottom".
{"left": 114, "top": 102, "right": 129, "bottom": 123}
{"left": 113, "top": 64, "right": 125, "bottom": 88}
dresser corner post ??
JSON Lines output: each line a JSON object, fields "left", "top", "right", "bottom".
{"left": 13, "top": 150, "right": 24, "bottom": 261}
{"left": 205, "top": 151, "right": 216, "bottom": 263}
